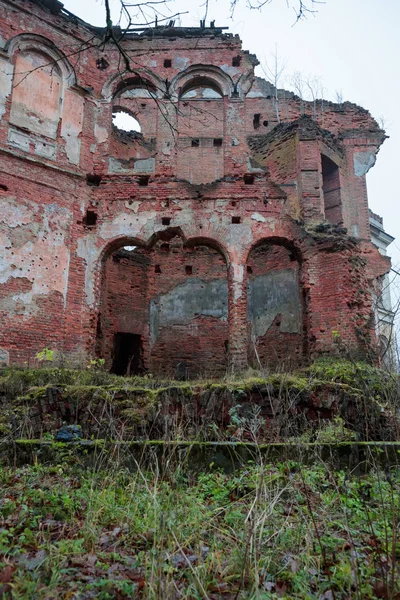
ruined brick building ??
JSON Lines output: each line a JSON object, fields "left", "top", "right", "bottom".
{"left": 0, "top": 0, "right": 393, "bottom": 376}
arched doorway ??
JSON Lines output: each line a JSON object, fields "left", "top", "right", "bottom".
{"left": 246, "top": 240, "right": 305, "bottom": 369}
{"left": 97, "top": 233, "right": 229, "bottom": 378}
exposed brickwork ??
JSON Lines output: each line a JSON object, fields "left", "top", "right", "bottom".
{"left": 0, "top": 0, "right": 391, "bottom": 374}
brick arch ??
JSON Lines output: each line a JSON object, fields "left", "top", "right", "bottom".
{"left": 6, "top": 34, "right": 77, "bottom": 142}
{"left": 184, "top": 235, "right": 230, "bottom": 265}
{"left": 170, "top": 65, "right": 234, "bottom": 100}
{"left": 102, "top": 71, "right": 165, "bottom": 101}
{"left": 245, "top": 236, "right": 303, "bottom": 264}
{"left": 95, "top": 230, "right": 230, "bottom": 377}
{"left": 6, "top": 33, "right": 76, "bottom": 86}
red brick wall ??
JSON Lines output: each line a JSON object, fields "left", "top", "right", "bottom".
{"left": 0, "top": 0, "right": 390, "bottom": 374}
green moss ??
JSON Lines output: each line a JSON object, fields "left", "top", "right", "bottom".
{"left": 306, "top": 358, "right": 397, "bottom": 398}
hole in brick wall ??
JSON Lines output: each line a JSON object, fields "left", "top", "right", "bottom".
{"left": 232, "top": 55, "right": 241, "bottom": 67}
{"left": 84, "top": 210, "right": 97, "bottom": 228}
{"left": 247, "top": 265, "right": 253, "bottom": 274}
{"left": 164, "top": 59, "right": 172, "bottom": 68}
{"left": 0, "top": 183, "right": 8, "bottom": 191}
{"left": 232, "top": 216, "right": 241, "bottom": 224}
{"left": 113, "top": 110, "right": 141, "bottom": 133}
{"left": 191, "top": 139, "right": 200, "bottom": 147}
{"left": 253, "top": 113, "right": 261, "bottom": 129}
{"left": 96, "top": 57, "right": 109, "bottom": 70}
{"left": 138, "top": 176, "right": 150, "bottom": 186}
{"left": 111, "top": 333, "right": 143, "bottom": 375}
{"left": 141, "top": 103, "right": 146, "bottom": 108}
{"left": 231, "top": 201, "right": 236, "bottom": 207}
{"left": 162, "top": 217, "right": 171, "bottom": 226}
{"left": 263, "top": 120, "right": 269, "bottom": 127}
{"left": 185, "top": 265, "right": 193, "bottom": 275}
{"left": 155, "top": 265, "right": 161, "bottom": 273}
{"left": 244, "top": 174, "right": 255, "bottom": 185}
{"left": 161, "top": 243, "right": 170, "bottom": 252}
{"left": 86, "top": 173, "right": 102, "bottom": 187}
{"left": 213, "top": 138, "right": 223, "bottom": 147}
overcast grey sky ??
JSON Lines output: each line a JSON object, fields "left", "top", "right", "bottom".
{"left": 63, "top": 0, "right": 400, "bottom": 270}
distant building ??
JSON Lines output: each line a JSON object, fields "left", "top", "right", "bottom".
{"left": 369, "top": 210, "right": 396, "bottom": 368}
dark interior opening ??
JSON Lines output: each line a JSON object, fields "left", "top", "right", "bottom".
{"left": 164, "top": 59, "right": 172, "bottom": 68}
{"left": 253, "top": 113, "right": 261, "bottom": 129}
{"left": 86, "top": 173, "right": 102, "bottom": 187}
{"left": 232, "top": 55, "right": 241, "bottom": 67}
{"left": 84, "top": 210, "right": 97, "bottom": 228}
{"left": 244, "top": 174, "right": 255, "bottom": 185}
{"left": 321, "top": 155, "right": 342, "bottom": 224}
{"left": 96, "top": 58, "right": 109, "bottom": 71}
{"left": 111, "top": 332, "right": 143, "bottom": 375}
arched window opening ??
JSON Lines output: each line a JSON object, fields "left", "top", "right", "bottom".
{"left": 247, "top": 241, "right": 305, "bottom": 369}
{"left": 112, "top": 109, "right": 141, "bottom": 134}
{"left": 321, "top": 154, "right": 342, "bottom": 225}
{"left": 110, "top": 77, "right": 158, "bottom": 151}
{"left": 10, "top": 50, "right": 62, "bottom": 139}
{"left": 97, "top": 235, "right": 228, "bottom": 377}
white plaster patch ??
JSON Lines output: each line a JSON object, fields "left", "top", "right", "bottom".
{"left": 8, "top": 128, "right": 57, "bottom": 159}
{"left": 125, "top": 200, "right": 141, "bottom": 213}
{"left": 120, "top": 89, "right": 156, "bottom": 99}
{"left": 354, "top": 151, "right": 376, "bottom": 177}
{"left": 0, "top": 197, "right": 38, "bottom": 227}
{"left": 251, "top": 213, "right": 266, "bottom": 223}
{"left": 95, "top": 124, "right": 108, "bottom": 144}
{"left": 0, "top": 59, "right": 13, "bottom": 119}
{"left": 173, "top": 57, "right": 189, "bottom": 69}
{"left": 162, "top": 141, "right": 171, "bottom": 155}
{"left": 233, "top": 264, "right": 244, "bottom": 302}
{"left": 99, "top": 211, "right": 157, "bottom": 240}
{"left": 246, "top": 90, "right": 264, "bottom": 98}
{"left": 220, "top": 64, "right": 239, "bottom": 77}
{"left": 0, "top": 201, "right": 72, "bottom": 315}
{"left": 61, "top": 89, "right": 84, "bottom": 165}
{"left": 77, "top": 235, "right": 99, "bottom": 307}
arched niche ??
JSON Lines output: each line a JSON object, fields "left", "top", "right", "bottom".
{"left": 179, "top": 77, "right": 223, "bottom": 100}
{"left": 97, "top": 232, "right": 229, "bottom": 377}
{"left": 7, "top": 34, "right": 76, "bottom": 140}
{"left": 174, "top": 68, "right": 228, "bottom": 184}
{"left": 170, "top": 65, "right": 233, "bottom": 100}
{"left": 246, "top": 239, "right": 305, "bottom": 369}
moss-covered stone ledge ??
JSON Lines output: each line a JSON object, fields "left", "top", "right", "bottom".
{"left": 7, "top": 439, "right": 400, "bottom": 472}
{"left": 1, "top": 359, "right": 398, "bottom": 441}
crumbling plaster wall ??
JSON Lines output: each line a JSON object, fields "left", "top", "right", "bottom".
{"left": 0, "top": 0, "right": 391, "bottom": 371}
